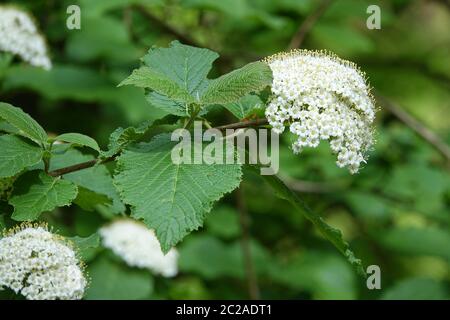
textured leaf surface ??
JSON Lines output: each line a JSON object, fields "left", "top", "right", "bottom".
{"left": 55, "top": 133, "right": 100, "bottom": 152}
{"left": 139, "top": 41, "right": 219, "bottom": 115}
{"left": 9, "top": 171, "right": 78, "bottom": 221}
{"left": 114, "top": 133, "right": 242, "bottom": 252}
{"left": 145, "top": 91, "right": 188, "bottom": 116}
{"left": 201, "top": 62, "right": 272, "bottom": 105}
{"left": 118, "top": 66, "right": 194, "bottom": 103}
{"left": 0, "top": 119, "right": 20, "bottom": 135}
{"left": 0, "top": 135, "right": 44, "bottom": 178}
{"left": 247, "top": 166, "right": 365, "bottom": 275}
{"left": 102, "top": 116, "right": 178, "bottom": 158}
{"left": 142, "top": 41, "right": 219, "bottom": 98}
{"left": 223, "top": 94, "right": 264, "bottom": 119}
{"left": 103, "top": 120, "right": 154, "bottom": 158}
{"left": 0, "top": 103, "right": 47, "bottom": 145}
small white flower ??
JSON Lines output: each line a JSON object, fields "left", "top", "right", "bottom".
{"left": 264, "top": 50, "right": 375, "bottom": 174}
{"left": 0, "top": 6, "right": 51, "bottom": 69}
{"left": 0, "top": 224, "right": 86, "bottom": 300}
{"left": 100, "top": 220, "right": 178, "bottom": 277}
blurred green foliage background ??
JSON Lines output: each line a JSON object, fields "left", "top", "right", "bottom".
{"left": 0, "top": 0, "right": 449, "bottom": 300}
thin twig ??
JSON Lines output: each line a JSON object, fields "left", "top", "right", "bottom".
{"left": 131, "top": 4, "right": 236, "bottom": 71}
{"left": 236, "top": 187, "right": 260, "bottom": 300}
{"left": 288, "top": 0, "right": 333, "bottom": 50}
{"left": 376, "top": 93, "right": 450, "bottom": 162}
{"left": 48, "top": 156, "right": 116, "bottom": 177}
{"left": 215, "top": 118, "right": 269, "bottom": 130}
{"left": 46, "top": 119, "right": 269, "bottom": 177}
{"left": 133, "top": 4, "right": 199, "bottom": 47}
{"left": 123, "top": 7, "right": 138, "bottom": 44}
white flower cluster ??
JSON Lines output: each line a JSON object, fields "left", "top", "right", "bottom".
{"left": 100, "top": 220, "right": 178, "bottom": 277}
{"left": 0, "top": 225, "right": 86, "bottom": 300}
{"left": 265, "top": 50, "right": 375, "bottom": 174}
{"left": 0, "top": 6, "right": 51, "bottom": 69}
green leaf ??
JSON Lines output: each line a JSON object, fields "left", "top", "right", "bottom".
{"left": 201, "top": 62, "right": 273, "bottom": 105}
{"left": 73, "top": 186, "right": 112, "bottom": 211}
{"left": 168, "top": 277, "right": 210, "bottom": 300}
{"left": 247, "top": 166, "right": 365, "bottom": 275}
{"left": 206, "top": 206, "right": 240, "bottom": 239}
{"left": 383, "top": 164, "right": 448, "bottom": 214}
{"left": 102, "top": 115, "right": 180, "bottom": 158}
{"left": 270, "top": 251, "right": 357, "bottom": 300}
{"left": 378, "top": 227, "right": 450, "bottom": 260}
{"left": 118, "top": 66, "right": 194, "bottom": 103}
{"left": 382, "top": 278, "right": 449, "bottom": 300}
{"left": 137, "top": 41, "right": 219, "bottom": 115}
{"left": 66, "top": 15, "right": 139, "bottom": 64}
{"left": 121, "top": 42, "right": 271, "bottom": 116}
{"left": 69, "top": 232, "right": 101, "bottom": 261}
{"left": 0, "top": 53, "right": 13, "bottom": 77}
{"left": 179, "top": 234, "right": 270, "bottom": 280}
{"left": 145, "top": 91, "right": 188, "bottom": 116}
{"left": 3, "top": 65, "right": 115, "bottom": 103}
{"left": 312, "top": 22, "right": 375, "bottom": 57}
{"left": 142, "top": 41, "right": 219, "bottom": 98}
{"left": 345, "top": 191, "right": 390, "bottom": 221}
{"left": 223, "top": 94, "right": 264, "bottom": 119}
{"left": 85, "top": 254, "right": 153, "bottom": 300}
{"left": 9, "top": 171, "right": 78, "bottom": 221}
{"left": 50, "top": 148, "right": 125, "bottom": 215}
{"left": 103, "top": 120, "right": 155, "bottom": 158}
{"left": 0, "top": 103, "right": 47, "bottom": 146}
{"left": 119, "top": 40, "right": 222, "bottom": 109}
{"left": 0, "top": 119, "right": 20, "bottom": 135}
{"left": 114, "top": 133, "right": 242, "bottom": 252}
{"left": 55, "top": 133, "right": 100, "bottom": 152}
{"left": 70, "top": 232, "right": 101, "bottom": 251}
{"left": 0, "top": 135, "right": 44, "bottom": 179}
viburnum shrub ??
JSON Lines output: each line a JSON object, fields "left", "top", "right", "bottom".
{"left": 0, "top": 40, "right": 375, "bottom": 299}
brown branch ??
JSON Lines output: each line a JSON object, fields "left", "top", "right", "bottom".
{"left": 131, "top": 4, "right": 237, "bottom": 71}
{"left": 376, "top": 93, "right": 450, "bottom": 162}
{"left": 132, "top": 4, "right": 200, "bottom": 47}
{"left": 46, "top": 119, "right": 270, "bottom": 177}
{"left": 215, "top": 118, "right": 269, "bottom": 130}
{"left": 288, "top": 0, "right": 333, "bottom": 50}
{"left": 48, "top": 156, "right": 116, "bottom": 177}
{"left": 236, "top": 187, "right": 260, "bottom": 300}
